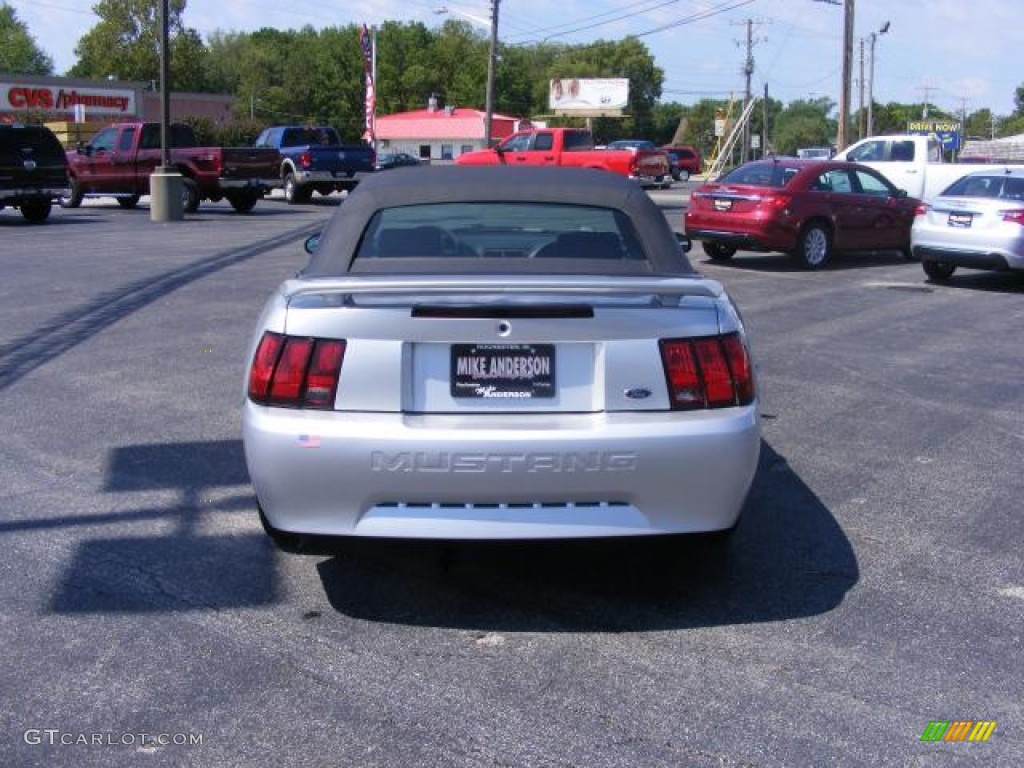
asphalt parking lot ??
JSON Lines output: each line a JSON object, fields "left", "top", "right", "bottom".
{"left": 1, "top": 188, "right": 1022, "bottom": 767}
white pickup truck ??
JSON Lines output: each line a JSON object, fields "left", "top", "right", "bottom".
{"left": 834, "top": 134, "right": 1024, "bottom": 202}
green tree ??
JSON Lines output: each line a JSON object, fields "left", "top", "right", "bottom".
{"left": 0, "top": 4, "right": 54, "bottom": 74}
{"left": 772, "top": 97, "right": 835, "bottom": 155}
{"left": 374, "top": 21, "right": 436, "bottom": 114}
{"left": 964, "top": 108, "right": 995, "bottom": 140}
{"left": 69, "top": 0, "right": 208, "bottom": 91}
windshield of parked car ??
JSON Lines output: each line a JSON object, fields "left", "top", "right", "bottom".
{"left": 353, "top": 202, "right": 647, "bottom": 263}
{"left": 718, "top": 163, "right": 801, "bottom": 188}
{"left": 940, "top": 174, "right": 1024, "bottom": 199}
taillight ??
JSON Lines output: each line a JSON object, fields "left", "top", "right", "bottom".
{"left": 1000, "top": 209, "right": 1024, "bottom": 225}
{"left": 758, "top": 193, "right": 791, "bottom": 210}
{"left": 299, "top": 151, "right": 312, "bottom": 169}
{"left": 659, "top": 333, "right": 755, "bottom": 410}
{"left": 914, "top": 203, "right": 930, "bottom": 216}
{"left": 247, "top": 332, "right": 345, "bottom": 409}
{"left": 248, "top": 332, "right": 284, "bottom": 402}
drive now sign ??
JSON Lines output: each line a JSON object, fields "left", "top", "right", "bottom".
{"left": 907, "top": 120, "right": 962, "bottom": 152}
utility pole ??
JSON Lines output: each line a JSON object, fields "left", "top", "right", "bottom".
{"left": 918, "top": 84, "right": 936, "bottom": 119}
{"left": 733, "top": 18, "right": 767, "bottom": 162}
{"left": 484, "top": 0, "right": 500, "bottom": 147}
{"left": 762, "top": 82, "right": 769, "bottom": 158}
{"left": 838, "top": 0, "right": 854, "bottom": 150}
{"left": 858, "top": 38, "right": 865, "bottom": 140}
{"left": 742, "top": 20, "right": 754, "bottom": 161}
{"left": 813, "top": 0, "right": 855, "bottom": 151}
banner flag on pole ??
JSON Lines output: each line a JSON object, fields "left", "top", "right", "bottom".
{"left": 359, "top": 24, "right": 375, "bottom": 143}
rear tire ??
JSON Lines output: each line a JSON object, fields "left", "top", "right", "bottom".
{"left": 227, "top": 191, "right": 259, "bottom": 213}
{"left": 117, "top": 195, "right": 140, "bottom": 209}
{"left": 922, "top": 260, "right": 956, "bottom": 280}
{"left": 20, "top": 199, "right": 52, "bottom": 223}
{"left": 702, "top": 242, "right": 736, "bottom": 261}
{"left": 796, "top": 222, "right": 831, "bottom": 269}
{"left": 283, "top": 173, "right": 310, "bottom": 204}
{"left": 59, "top": 177, "right": 83, "bottom": 209}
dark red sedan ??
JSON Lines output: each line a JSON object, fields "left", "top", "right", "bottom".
{"left": 684, "top": 158, "right": 920, "bottom": 269}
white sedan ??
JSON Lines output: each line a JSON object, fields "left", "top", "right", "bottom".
{"left": 913, "top": 168, "right": 1024, "bottom": 280}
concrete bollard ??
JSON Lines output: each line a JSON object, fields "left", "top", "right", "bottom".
{"left": 150, "top": 167, "right": 185, "bottom": 222}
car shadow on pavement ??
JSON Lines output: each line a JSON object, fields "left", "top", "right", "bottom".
{"left": 924, "top": 271, "right": 1024, "bottom": 294}
{"left": 316, "top": 440, "right": 858, "bottom": 632}
{"left": 43, "top": 439, "right": 280, "bottom": 613}
{"left": 697, "top": 250, "right": 912, "bottom": 273}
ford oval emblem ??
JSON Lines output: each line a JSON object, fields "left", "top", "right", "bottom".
{"left": 624, "top": 387, "right": 652, "bottom": 400}
{"left": 22, "top": 159, "right": 37, "bottom": 171}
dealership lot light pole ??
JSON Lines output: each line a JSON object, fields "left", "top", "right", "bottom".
{"left": 867, "top": 21, "right": 890, "bottom": 137}
{"left": 150, "top": 0, "right": 184, "bottom": 222}
{"left": 436, "top": 3, "right": 500, "bottom": 147}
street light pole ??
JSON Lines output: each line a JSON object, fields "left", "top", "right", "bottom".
{"left": 436, "top": 4, "right": 499, "bottom": 147}
{"left": 867, "top": 21, "right": 890, "bottom": 137}
{"left": 149, "top": 0, "right": 184, "bottom": 222}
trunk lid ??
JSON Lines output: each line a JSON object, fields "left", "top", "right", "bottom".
{"left": 279, "top": 276, "right": 724, "bottom": 414}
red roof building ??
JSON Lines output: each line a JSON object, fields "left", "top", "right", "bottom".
{"left": 375, "top": 101, "right": 530, "bottom": 162}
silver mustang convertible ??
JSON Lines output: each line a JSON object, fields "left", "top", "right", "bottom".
{"left": 242, "top": 166, "right": 760, "bottom": 548}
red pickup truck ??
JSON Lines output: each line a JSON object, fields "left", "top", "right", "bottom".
{"left": 61, "top": 122, "right": 280, "bottom": 213}
{"left": 455, "top": 128, "right": 671, "bottom": 187}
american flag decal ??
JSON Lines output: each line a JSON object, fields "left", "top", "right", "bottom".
{"left": 297, "top": 435, "right": 321, "bottom": 449}
{"left": 359, "top": 24, "right": 375, "bottom": 143}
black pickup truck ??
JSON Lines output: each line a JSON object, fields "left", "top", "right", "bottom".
{"left": 0, "top": 124, "right": 68, "bottom": 223}
{"left": 253, "top": 125, "right": 375, "bottom": 204}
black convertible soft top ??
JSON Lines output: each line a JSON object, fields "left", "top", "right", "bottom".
{"left": 302, "top": 165, "right": 696, "bottom": 277}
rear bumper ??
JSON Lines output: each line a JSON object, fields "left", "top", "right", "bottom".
{"left": 0, "top": 186, "right": 69, "bottom": 204}
{"left": 220, "top": 177, "right": 280, "bottom": 192}
{"left": 293, "top": 169, "right": 363, "bottom": 185}
{"left": 244, "top": 403, "right": 761, "bottom": 540}
{"left": 629, "top": 173, "right": 670, "bottom": 188}
{"left": 913, "top": 244, "right": 1023, "bottom": 271}
{"left": 685, "top": 227, "right": 788, "bottom": 252}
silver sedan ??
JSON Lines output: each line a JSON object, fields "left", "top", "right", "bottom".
{"left": 912, "top": 168, "right": 1024, "bottom": 280}
{"left": 242, "top": 166, "right": 760, "bottom": 549}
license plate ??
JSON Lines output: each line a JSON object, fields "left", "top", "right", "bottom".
{"left": 948, "top": 212, "right": 973, "bottom": 228}
{"left": 713, "top": 198, "right": 733, "bottom": 212}
{"left": 451, "top": 344, "right": 555, "bottom": 399}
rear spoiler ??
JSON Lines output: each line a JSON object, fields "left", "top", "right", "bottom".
{"left": 282, "top": 275, "right": 723, "bottom": 302}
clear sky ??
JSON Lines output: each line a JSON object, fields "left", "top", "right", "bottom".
{"left": 7, "top": 0, "right": 1022, "bottom": 118}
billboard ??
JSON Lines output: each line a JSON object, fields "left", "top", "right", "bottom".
{"left": 907, "top": 119, "right": 962, "bottom": 152}
{"left": 549, "top": 78, "right": 628, "bottom": 115}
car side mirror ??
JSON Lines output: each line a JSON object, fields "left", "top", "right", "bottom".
{"left": 676, "top": 233, "right": 692, "bottom": 253}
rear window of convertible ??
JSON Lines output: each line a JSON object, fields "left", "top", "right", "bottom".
{"left": 353, "top": 202, "right": 648, "bottom": 263}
